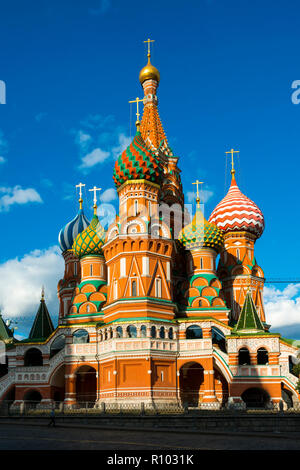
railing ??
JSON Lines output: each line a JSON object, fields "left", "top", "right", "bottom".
{"left": 2, "top": 400, "right": 300, "bottom": 417}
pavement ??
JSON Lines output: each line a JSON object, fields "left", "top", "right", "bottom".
{"left": 0, "top": 421, "right": 300, "bottom": 450}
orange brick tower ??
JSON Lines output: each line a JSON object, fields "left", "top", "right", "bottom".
{"left": 209, "top": 151, "right": 265, "bottom": 323}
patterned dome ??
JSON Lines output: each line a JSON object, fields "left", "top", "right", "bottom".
{"left": 178, "top": 206, "right": 224, "bottom": 253}
{"left": 113, "top": 130, "right": 162, "bottom": 188}
{"left": 208, "top": 175, "right": 265, "bottom": 238}
{"left": 72, "top": 214, "right": 106, "bottom": 258}
{"left": 59, "top": 207, "right": 90, "bottom": 252}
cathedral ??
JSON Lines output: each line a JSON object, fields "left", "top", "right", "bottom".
{"left": 0, "top": 42, "right": 299, "bottom": 411}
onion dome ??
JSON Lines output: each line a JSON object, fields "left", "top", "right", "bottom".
{"left": 178, "top": 206, "right": 224, "bottom": 253}
{"left": 72, "top": 213, "right": 106, "bottom": 258}
{"left": 139, "top": 54, "right": 160, "bottom": 85}
{"left": 58, "top": 204, "right": 90, "bottom": 252}
{"left": 208, "top": 174, "right": 265, "bottom": 238}
{"left": 113, "top": 130, "right": 162, "bottom": 188}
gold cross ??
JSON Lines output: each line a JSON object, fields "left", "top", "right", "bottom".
{"left": 225, "top": 148, "right": 239, "bottom": 175}
{"left": 144, "top": 38, "right": 155, "bottom": 56}
{"left": 89, "top": 186, "right": 102, "bottom": 206}
{"left": 192, "top": 180, "right": 204, "bottom": 205}
{"left": 129, "top": 97, "right": 144, "bottom": 123}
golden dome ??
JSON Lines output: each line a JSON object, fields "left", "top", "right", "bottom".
{"left": 139, "top": 56, "right": 160, "bottom": 84}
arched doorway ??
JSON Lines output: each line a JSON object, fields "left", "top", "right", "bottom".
{"left": 23, "top": 389, "right": 42, "bottom": 410}
{"left": 179, "top": 362, "right": 204, "bottom": 407}
{"left": 75, "top": 366, "right": 97, "bottom": 405}
{"left": 50, "top": 364, "right": 65, "bottom": 405}
{"left": 241, "top": 387, "right": 270, "bottom": 409}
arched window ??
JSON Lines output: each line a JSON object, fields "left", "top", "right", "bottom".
{"left": 134, "top": 200, "right": 138, "bottom": 216}
{"left": 132, "top": 280, "right": 137, "bottom": 297}
{"left": 90, "top": 264, "right": 93, "bottom": 276}
{"left": 73, "top": 329, "right": 89, "bottom": 344}
{"left": 127, "top": 325, "right": 137, "bottom": 338}
{"left": 186, "top": 325, "right": 203, "bottom": 339}
{"left": 238, "top": 348, "right": 251, "bottom": 365}
{"left": 257, "top": 348, "right": 268, "bottom": 365}
{"left": 86, "top": 304, "right": 90, "bottom": 313}
{"left": 159, "top": 326, "right": 165, "bottom": 339}
{"left": 151, "top": 326, "right": 156, "bottom": 338}
{"left": 199, "top": 299, "right": 202, "bottom": 307}
{"left": 74, "top": 262, "right": 77, "bottom": 276}
{"left": 148, "top": 201, "right": 152, "bottom": 217}
{"left": 116, "top": 326, "right": 123, "bottom": 338}
{"left": 168, "top": 327, "right": 174, "bottom": 340}
{"left": 200, "top": 258, "right": 203, "bottom": 269}
{"left": 24, "top": 348, "right": 43, "bottom": 366}
{"left": 236, "top": 249, "right": 240, "bottom": 260}
{"left": 50, "top": 336, "right": 65, "bottom": 359}
{"left": 141, "top": 325, "right": 147, "bottom": 338}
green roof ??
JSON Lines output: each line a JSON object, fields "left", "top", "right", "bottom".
{"left": 0, "top": 314, "right": 14, "bottom": 341}
{"left": 235, "top": 289, "right": 264, "bottom": 333}
{"left": 28, "top": 297, "right": 54, "bottom": 340}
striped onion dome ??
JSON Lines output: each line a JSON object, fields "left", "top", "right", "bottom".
{"left": 208, "top": 174, "right": 265, "bottom": 238}
{"left": 72, "top": 213, "right": 106, "bottom": 258}
{"left": 178, "top": 206, "right": 224, "bottom": 253}
{"left": 58, "top": 207, "right": 90, "bottom": 252}
{"left": 113, "top": 130, "right": 162, "bottom": 188}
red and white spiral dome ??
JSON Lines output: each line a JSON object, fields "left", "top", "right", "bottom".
{"left": 208, "top": 174, "right": 265, "bottom": 238}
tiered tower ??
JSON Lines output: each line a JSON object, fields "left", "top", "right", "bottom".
{"left": 57, "top": 187, "right": 90, "bottom": 322}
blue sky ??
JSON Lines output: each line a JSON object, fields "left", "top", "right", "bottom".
{"left": 1, "top": 0, "right": 300, "bottom": 339}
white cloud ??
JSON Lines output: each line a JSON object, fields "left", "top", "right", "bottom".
{"left": 0, "top": 156, "right": 6, "bottom": 164}
{"left": 74, "top": 115, "right": 130, "bottom": 172}
{"left": 79, "top": 148, "right": 110, "bottom": 170}
{"left": 0, "top": 246, "right": 64, "bottom": 335}
{"left": 0, "top": 185, "right": 43, "bottom": 212}
{"left": 100, "top": 187, "right": 117, "bottom": 203}
{"left": 264, "top": 284, "right": 300, "bottom": 329}
{"left": 75, "top": 130, "right": 92, "bottom": 152}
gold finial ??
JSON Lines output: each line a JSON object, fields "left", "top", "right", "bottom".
{"left": 144, "top": 38, "right": 155, "bottom": 60}
{"left": 89, "top": 186, "right": 102, "bottom": 215}
{"left": 192, "top": 180, "right": 204, "bottom": 206}
{"left": 139, "top": 38, "right": 160, "bottom": 84}
{"left": 129, "top": 97, "right": 144, "bottom": 130}
{"left": 76, "top": 182, "right": 85, "bottom": 209}
{"left": 225, "top": 149, "right": 239, "bottom": 177}
{"left": 41, "top": 285, "right": 45, "bottom": 300}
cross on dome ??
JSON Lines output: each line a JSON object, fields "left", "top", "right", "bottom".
{"left": 89, "top": 186, "right": 102, "bottom": 213}
{"left": 225, "top": 148, "right": 239, "bottom": 177}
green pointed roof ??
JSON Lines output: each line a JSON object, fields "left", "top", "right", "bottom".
{"left": 29, "top": 295, "right": 54, "bottom": 340}
{"left": 0, "top": 314, "right": 14, "bottom": 341}
{"left": 235, "top": 289, "right": 265, "bottom": 334}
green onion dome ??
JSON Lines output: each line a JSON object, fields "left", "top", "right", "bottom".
{"left": 178, "top": 206, "right": 224, "bottom": 253}
{"left": 72, "top": 213, "right": 106, "bottom": 258}
{"left": 113, "top": 130, "right": 162, "bottom": 188}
